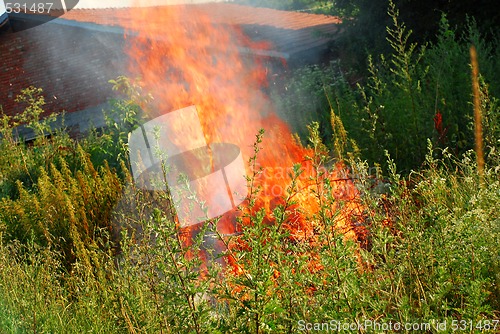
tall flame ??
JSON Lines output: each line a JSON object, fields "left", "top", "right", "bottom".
{"left": 121, "top": 2, "right": 364, "bottom": 247}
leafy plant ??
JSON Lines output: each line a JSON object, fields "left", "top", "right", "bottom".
{"left": 83, "top": 76, "right": 150, "bottom": 177}
{"left": 277, "top": 2, "right": 500, "bottom": 173}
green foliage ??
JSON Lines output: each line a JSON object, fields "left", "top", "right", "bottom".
{"left": 13, "top": 86, "right": 57, "bottom": 137}
{"left": 0, "top": 87, "right": 125, "bottom": 269}
{"left": 272, "top": 60, "right": 357, "bottom": 149}
{"left": 0, "top": 87, "right": 70, "bottom": 198}
{"left": 275, "top": 4, "right": 500, "bottom": 173}
{"left": 332, "top": 0, "right": 500, "bottom": 72}
{"left": 0, "top": 145, "right": 123, "bottom": 267}
{"left": 331, "top": 0, "right": 391, "bottom": 71}
{"left": 353, "top": 0, "right": 431, "bottom": 172}
{"left": 0, "top": 121, "right": 498, "bottom": 332}
{"left": 82, "top": 76, "right": 149, "bottom": 177}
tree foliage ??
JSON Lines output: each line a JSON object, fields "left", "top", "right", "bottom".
{"left": 332, "top": 0, "right": 500, "bottom": 67}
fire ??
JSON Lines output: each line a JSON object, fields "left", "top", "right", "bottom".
{"left": 121, "top": 2, "right": 365, "bottom": 260}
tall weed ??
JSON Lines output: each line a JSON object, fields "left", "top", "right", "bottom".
{"left": 274, "top": 2, "right": 500, "bottom": 173}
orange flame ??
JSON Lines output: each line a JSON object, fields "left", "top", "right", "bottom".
{"left": 121, "top": 2, "right": 365, "bottom": 254}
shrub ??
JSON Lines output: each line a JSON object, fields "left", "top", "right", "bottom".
{"left": 0, "top": 87, "right": 125, "bottom": 268}
{"left": 275, "top": 2, "right": 500, "bottom": 173}
{"left": 0, "top": 145, "right": 123, "bottom": 267}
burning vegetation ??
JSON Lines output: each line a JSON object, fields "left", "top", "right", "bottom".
{"left": 120, "top": 2, "right": 368, "bottom": 274}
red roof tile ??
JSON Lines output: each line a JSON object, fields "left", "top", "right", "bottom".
{"left": 49, "top": 4, "right": 341, "bottom": 60}
{"left": 57, "top": 4, "right": 340, "bottom": 31}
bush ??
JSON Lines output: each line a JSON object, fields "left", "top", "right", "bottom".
{"left": 274, "top": 3, "right": 500, "bottom": 173}
{"left": 0, "top": 87, "right": 125, "bottom": 268}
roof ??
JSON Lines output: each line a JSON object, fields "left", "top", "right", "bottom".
{"left": 1, "top": 4, "right": 341, "bottom": 121}
{"left": 49, "top": 4, "right": 341, "bottom": 59}
{"left": 55, "top": 4, "right": 340, "bottom": 30}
